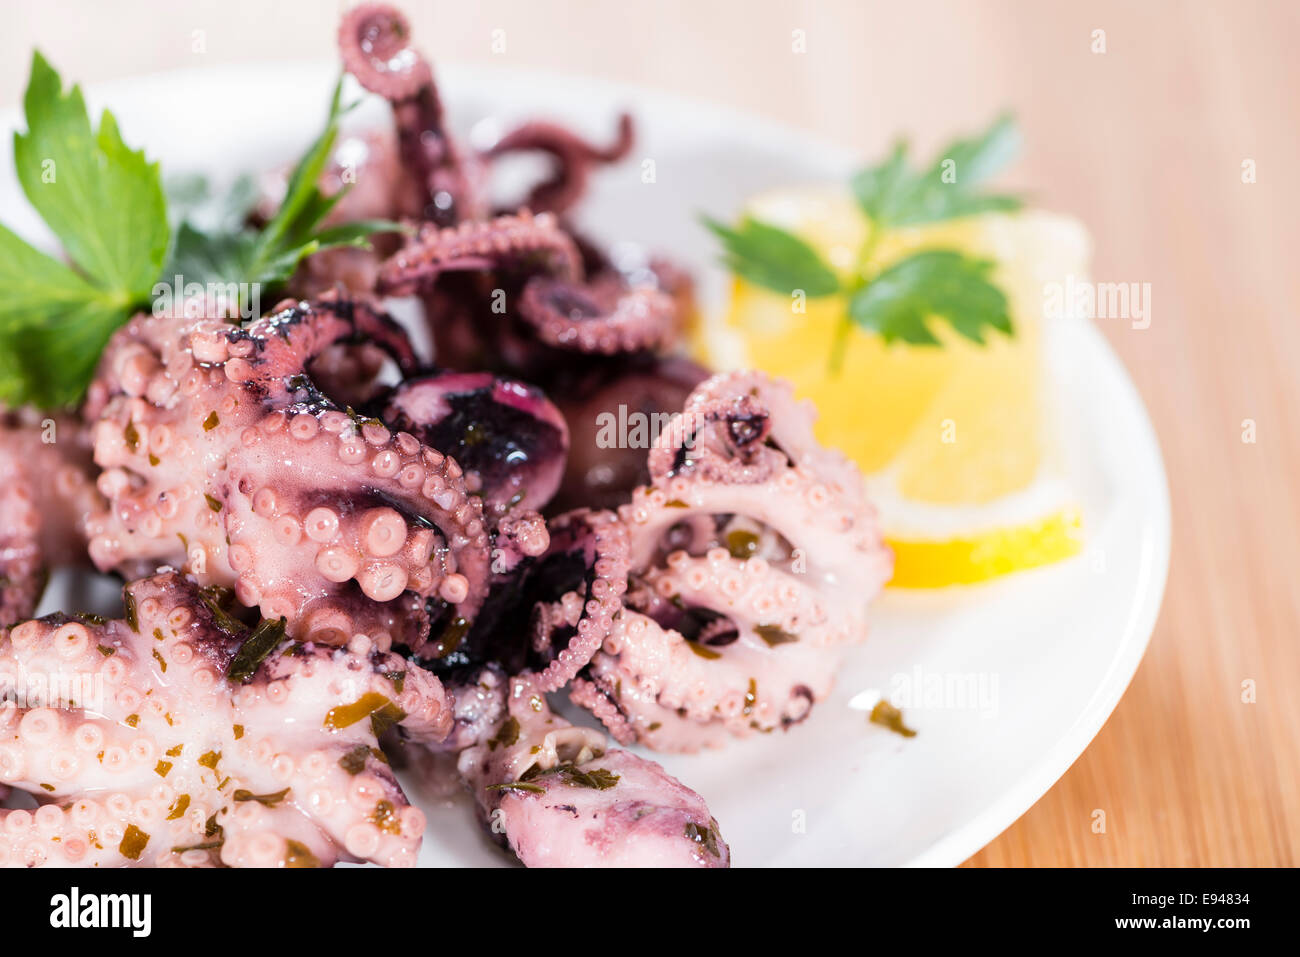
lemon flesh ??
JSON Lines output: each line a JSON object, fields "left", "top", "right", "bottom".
{"left": 698, "top": 186, "right": 1087, "bottom": 586}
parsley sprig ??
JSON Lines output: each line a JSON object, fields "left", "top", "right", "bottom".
{"left": 0, "top": 55, "right": 402, "bottom": 410}
{"left": 705, "top": 114, "right": 1023, "bottom": 372}
{"left": 167, "top": 79, "right": 403, "bottom": 298}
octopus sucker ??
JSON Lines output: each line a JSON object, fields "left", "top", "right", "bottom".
{"left": 0, "top": 571, "right": 450, "bottom": 868}
{"left": 83, "top": 292, "right": 492, "bottom": 653}
{"left": 481, "top": 112, "right": 635, "bottom": 217}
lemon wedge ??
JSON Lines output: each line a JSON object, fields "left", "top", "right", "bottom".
{"left": 697, "top": 186, "right": 1087, "bottom": 587}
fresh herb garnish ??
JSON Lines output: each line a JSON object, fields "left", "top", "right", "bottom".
{"left": 754, "top": 624, "right": 798, "bottom": 646}
{"left": 485, "top": 780, "right": 547, "bottom": 795}
{"left": 684, "top": 820, "right": 722, "bottom": 858}
{"left": 705, "top": 114, "right": 1022, "bottom": 371}
{"left": 233, "top": 787, "right": 291, "bottom": 807}
{"left": 0, "top": 55, "right": 403, "bottom": 411}
{"left": 164, "top": 78, "right": 403, "bottom": 306}
{"left": 702, "top": 216, "right": 840, "bottom": 297}
{"left": 488, "top": 716, "right": 520, "bottom": 751}
{"left": 557, "top": 765, "right": 619, "bottom": 790}
{"left": 338, "top": 744, "right": 373, "bottom": 775}
{"left": 0, "top": 53, "right": 167, "bottom": 408}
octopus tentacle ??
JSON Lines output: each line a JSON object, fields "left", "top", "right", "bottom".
{"left": 517, "top": 272, "right": 677, "bottom": 355}
{"left": 0, "top": 572, "right": 451, "bottom": 868}
{"left": 338, "top": 2, "right": 481, "bottom": 225}
{"left": 482, "top": 113, "right": 634, "bottom": 216}
{"left": 376, "top": 210, "right": 582, "bottom": 295}
{"left": 524, "top": 508, "right": 629, "bottom": 693}
{"left": 84, "top": 295, "right": 492, "bottom": 653}
{"left": 457, "top": 675, "right": 729, "bottom": 867}
{"left": 573, "top": 371, "right": 892, "bottom": 751}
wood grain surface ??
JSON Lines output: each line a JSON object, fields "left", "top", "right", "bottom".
{"left": 2, "top": 0, "right": 1296, "bottom": 866}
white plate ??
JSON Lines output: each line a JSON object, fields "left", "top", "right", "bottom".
{"left": 0, "top": 61, "right": 1170, "bottom": 867}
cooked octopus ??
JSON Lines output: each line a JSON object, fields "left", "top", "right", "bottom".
{"left": 0, "top": 2, "right": 893, "bottom": 870}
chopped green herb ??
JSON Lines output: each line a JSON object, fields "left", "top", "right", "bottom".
{"left": 558, "top": 766, "right": 619, "bottom": 790}
{"left": 119, "top": 824, "right": 150, "bottom": 861}
{"left": 684, "top": 820, "right": 722, "bottom": 858}
{"left": 686, "top": 640, "right": 720, "bottom": 660}
{"left": 226, "top": 616, "right": 287, "bottom": 684}
{"left": 123, "top": 588, "right": 138, "bottom": 632}
{"left": 323, "top": 692, "right": 405, "bottom": 737}
{"left": 338, "top": 744, "right": 372, "bottom": 775}
{"left": 869, "top": 700, "right": 917, "bottom": 738}
{"left": 166, "top": 794, "right": 190, "bottom": 820}
{"left": 725, "top": 529, "right": 760, "bottom": 559}
{"left": 488, "top": 716, "right": 520, "bottom": 751}
{"left": 233, "top": 787, "right": 290, "bottom": 807}
{"left": 755, "top": 624, "right": 798, "bottom": 646}
{"left": 485, "top": 780, "right": 546, "bottom": 795}
{"left": 370, "top": 799, "right": 401, "bottom": 834}
{"left": 430, "top": 616, "right": 469, "bottom": 658}
{"left": 283, "top": 839, "right": 320, "bottom": 868}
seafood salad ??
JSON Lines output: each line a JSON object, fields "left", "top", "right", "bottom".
{"left": 0, "top": 3, "right": 891, "bottom": 868}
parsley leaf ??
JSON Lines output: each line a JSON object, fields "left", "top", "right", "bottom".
{"left": 12, "top": 52, "right": 168, "bottom": 300}
{"left": 851, "top": 114, "right": 1023, "bottom": 228}
{"left": 705, "top": 114, "right": 1023, "bottom": 371}
{"left": 848, "top": 250, "right": 1012, "bottom": 346}
{"left": 701, "top": 214, "right": 840, "bottom": 297}
{"left": 166, "top": 79, "right": 404, "bottom": 294}
{"left": 0, "top": 52, "right": 169, "bottom": 408}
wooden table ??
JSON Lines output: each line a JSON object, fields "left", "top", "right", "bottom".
{"left": 4, "top": 0, "right": 1297, "bottom": 865}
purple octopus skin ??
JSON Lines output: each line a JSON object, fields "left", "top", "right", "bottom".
{"left": 0, "top": 571, "right": 451, "bottom": 868}
{"left": 481, "top": 113, "right": 635, "bottom": 218}
{"left": 570, "top": 371, "right": 893, "bottom": 752}
{"left": 0, "top": 414, "right": 103, "bottom": 627}
{"left": 81, "top": 291, "right": 497, "bottom": 655}
{"left": 457, "top": 675, "right": 728, "bottom": 868}
{"left": 379, "top": 370, "right": 569, "bottom": 518}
